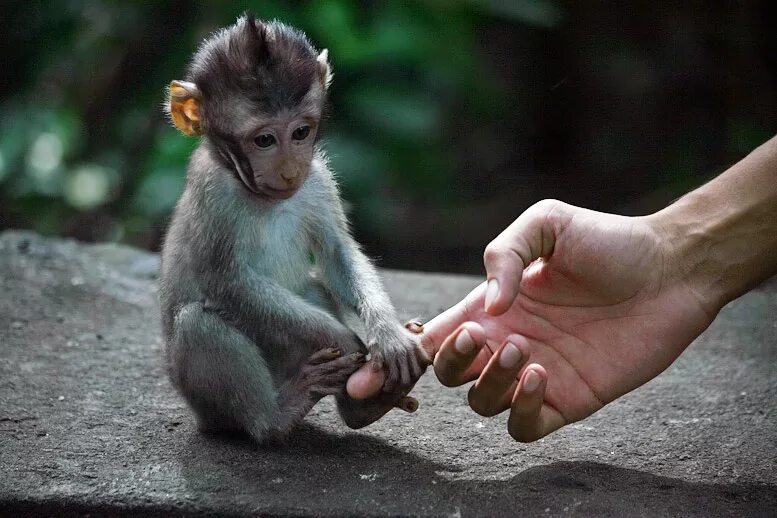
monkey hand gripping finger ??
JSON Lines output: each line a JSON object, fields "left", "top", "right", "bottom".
{"left": 345, "top": 320, "right": 431, "bottom": 423}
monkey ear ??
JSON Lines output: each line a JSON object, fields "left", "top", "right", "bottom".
{"left": 167, "top": 80, "right": 204, "bottom": 136}
{"left": 317, "top": 49, "right": 333, "bottom": 90}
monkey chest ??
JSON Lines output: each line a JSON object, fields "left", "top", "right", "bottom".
{"left": 247, "top": 211, "right": 313, "bottom": 292}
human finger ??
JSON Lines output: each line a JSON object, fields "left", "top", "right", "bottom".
{"left": 433, "top": 322, "right": 488, "bottom": 387}
{"left": 418, "top": 282, "right": 486, "bottom": 359}
{"left": 483, "top": 200, "right": 565, "bottom": 315}
{"left": 507, "top": 363, "right": 566, "bottom": 442}
{"left": 467, "top": 335, "right": 529, "bottom": 417}
{"left": 346, "top": 360, "right": 385, "bottom": 400}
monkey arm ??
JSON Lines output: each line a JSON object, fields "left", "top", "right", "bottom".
{"left": 312, "top": 199, "right": 427, "bottom": 390}
{"left": 311, "top": 203, "right": 400, "bottom": 340}
{"left": 204, "top": 267, "right": 360, "bottom": 350}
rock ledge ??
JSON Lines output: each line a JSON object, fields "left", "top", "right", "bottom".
{"left": 1, "top": 231, "right": 775, "bottom": 516}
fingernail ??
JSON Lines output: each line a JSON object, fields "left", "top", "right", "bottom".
{"left": 485, "top": 279, "right": 499, "bottom": 311}
{"left": 370, "top": 361, "right": 381, "bottom": 372}
{"left": 498, "top": 342, "right": 522, "bottom": 369}
{"left": 524, "top": 369, "right": 540, "bottom": 392}
{"left": 454, "top": 329, "right": 475, "bottom": 354}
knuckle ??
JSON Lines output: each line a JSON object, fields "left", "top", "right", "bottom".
{"left": 532, "top": 198, "right": 561, "bottom": 213}
{"left": 529, "top": 198, "right": 566, "bottom": 222}
{"left": 482, "top": 244, "right": 506, "bottom": 267}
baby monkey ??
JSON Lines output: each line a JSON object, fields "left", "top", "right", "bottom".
{"left": 160, "top": 14, "right": 428, "bottom": 442}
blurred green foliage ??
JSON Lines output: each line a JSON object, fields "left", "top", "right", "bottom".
{"left": 0, "top": 0, "right": 558, "bottom": 249}
{"left": 1, "top": 1, "right": 774, "bottom": 272}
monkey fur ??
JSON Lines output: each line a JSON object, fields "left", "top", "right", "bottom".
{"left": 160, "top": 14, "right": 427, "bottom": 442}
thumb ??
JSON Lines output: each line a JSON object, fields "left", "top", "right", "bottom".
{"left": 482, "top": 200, "right": 563, "bottom": 315}
{"left": 346, "top": 361, "right": 385, "bottom": 400}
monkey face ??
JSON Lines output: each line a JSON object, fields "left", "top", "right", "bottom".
{"left": 210, "top": 78, "right": 325, "bottom": 200}
{"left": 236, "top": 94, "right": 323, "bottom": 200}
{"left": 241, "top": 115, "right": 319, "bottom": 199}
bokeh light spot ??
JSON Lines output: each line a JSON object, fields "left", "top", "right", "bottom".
{"left": 64, "top": 164, "right": 114, "bottom": 209}
{"left": 27, "top": 132, "right": 64, "bottom": 181}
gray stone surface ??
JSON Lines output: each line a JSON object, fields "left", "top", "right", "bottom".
{"left": 0, "top": 230, "right": 775, "bottom": 517}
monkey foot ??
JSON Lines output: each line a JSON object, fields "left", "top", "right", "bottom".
{"left": 302, "top": 349, "right": 365, "bottom": 398}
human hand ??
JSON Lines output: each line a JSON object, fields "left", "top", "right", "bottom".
{"left": 349, "top": 199, "right": 718, "bottom": 440}
{"left": 428, "top": 200, "right": 720, "bottom": 440}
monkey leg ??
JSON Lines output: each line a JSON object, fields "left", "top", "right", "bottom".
{"left": 273, "top": 347, "right": 365, "bottom": 437}
{"left": 168, "top": 302, "right": 282, "bottom": 440}
{"left": 335, "top": 391, "right": 415, "bottom": 429}
{"left": 169, "top": 302, "right": 365, "bottom": 442}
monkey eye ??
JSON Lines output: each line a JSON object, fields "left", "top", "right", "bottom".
{"left": 292, "top": 125, "right": 311, "bottom": 141}
{"left": 254, "top": 134, "right": 276, "bottom": 148}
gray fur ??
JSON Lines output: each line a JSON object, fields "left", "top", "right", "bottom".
{"left": 161, "top": 143, "right": 423, "bottom": 440}
{"left": 161, "top": 15, "right": 425, "bottom": 442}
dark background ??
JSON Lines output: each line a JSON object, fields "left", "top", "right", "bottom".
{"left": 1, "top": 1, "right": 775, "bottom": 274}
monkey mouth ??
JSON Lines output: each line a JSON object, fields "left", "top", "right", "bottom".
{"left": 259, "top": 185, "right": 299, "bottom": 200}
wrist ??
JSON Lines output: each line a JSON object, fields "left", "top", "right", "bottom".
{"left": 644, "top": 193, "right": 730, "bottom": 315}
{"left": 645, "top": 137, "right": 777, "bottom": 312}
{"left": 368, "top": 322, "right": 401, "bottom": 347}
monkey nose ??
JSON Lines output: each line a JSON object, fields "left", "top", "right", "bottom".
{"left": 281, "top": 171, "right": 300, "bottom": 186}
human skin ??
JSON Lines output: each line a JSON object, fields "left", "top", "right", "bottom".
{"left": 347, "top": 135, "right": 777, "bottom": 442}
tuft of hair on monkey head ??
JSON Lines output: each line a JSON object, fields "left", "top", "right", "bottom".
{"left": 166, "top": 13, "right": 333, "bottom": 199}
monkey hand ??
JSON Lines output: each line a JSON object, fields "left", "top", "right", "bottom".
{"left": 368, "top": 322, "right": 431, "bottom": 394}
{"left": 348, "top": 321, "right": 430, "bottom": 403}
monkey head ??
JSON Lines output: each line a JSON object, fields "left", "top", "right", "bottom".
{"left": 167, "top": 14, "right": 332, "bottom": 200}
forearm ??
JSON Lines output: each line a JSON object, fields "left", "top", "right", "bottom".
{"left": 313, "top": 190, "right": 406, "bottom": 350}
{"left": 647, "top": 135, "right": 777, "bottom": 312}
{"left": 319, "top": 240, "right": 402, "bottom": 347}
{"left": 351, "top": 258, "right": 402, "bottom": 348}
{"left": 213, "top": 272, "right": 350, "bottom": 345}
